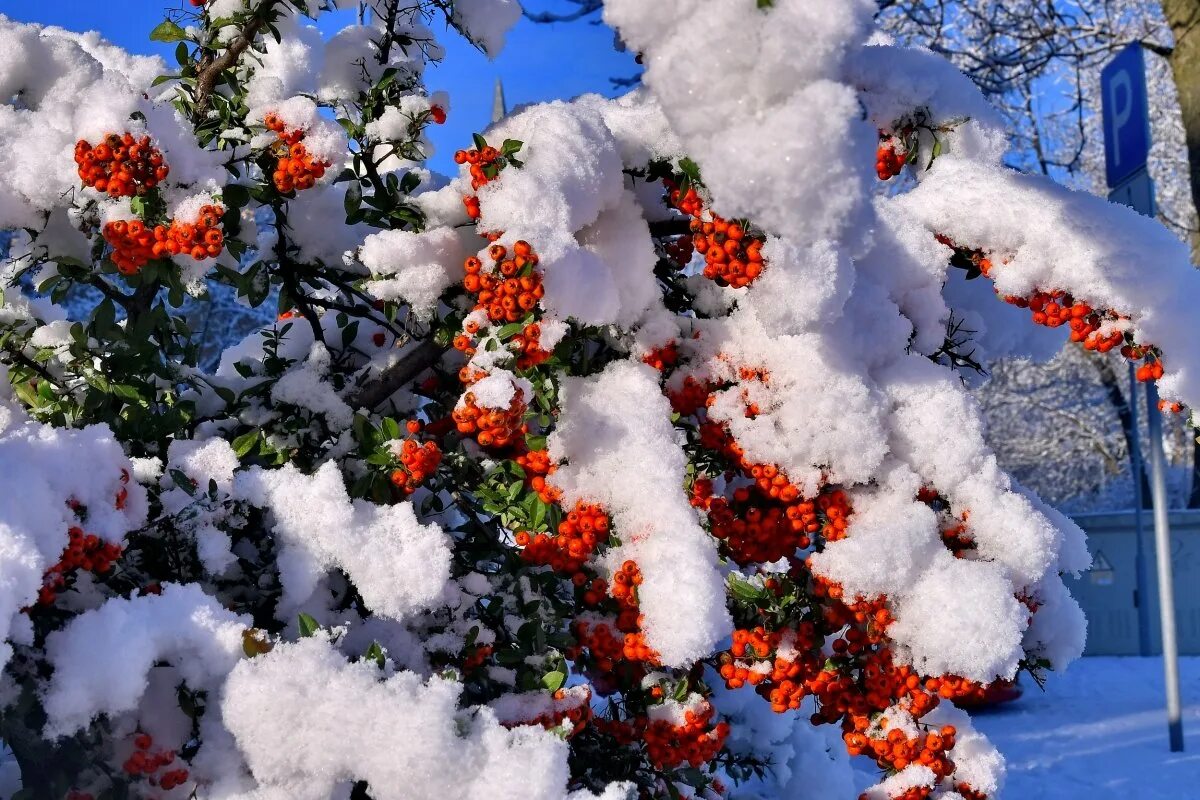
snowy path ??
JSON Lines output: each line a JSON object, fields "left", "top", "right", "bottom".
{"left": 971, "top": 656, "right": 1200, "bottom": 798}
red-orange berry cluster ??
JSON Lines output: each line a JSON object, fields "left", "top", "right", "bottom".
{"left": 690, "top": 217, "right": 765, "bottom": 289}
{"left": 390, "top": 435, "right": 442, "bottom": 496}
{"left": 38, "top": 526, "right": 123, "bottom": 606}
{"left": 452, "top": 386, "right": 527, "bottom": 449}
{"left": 462, "top": 241, "right": 545, "bottom": 325}
{"left": 846, "top": 718, "right": 957, "bottom": 784}
{"left": 642, "top": 341, "right": 680, "bottom": 372}
{"left": 515, "top": 448, "right": 561, "bottom": 504}
{"left": 876, "top": 134, "right": 907, "bottom": 181}
{"left": 75, "top": 134, "right": 168, "bottom": 197}
{"left": 455, "top": 145, "right": 504, "bottom": 219}
{"left": 462, "top": 643, "right": 493, "bottom": 672}
{"left": 515, "top": 501, "right": 609, "bottom": 577}
{"left": 264, "top": 113, "right": 329, "bottom": 193}
{"left": 123, "top": 732, "right": 188, "bottom": 789}
{"left": 102, "top": 204, "right": 225, "bottom": 274}
{"left": 642, "top": 702, "right": 730, "bottom": 770}
{"left": 938, "top": 235, "right": 1163, "bottom": 394}
{"left": 664, "top": 178, "right": 766, "bottom": 289}
{"left": 511, "top": 323, "right": 554, "bottom": 370}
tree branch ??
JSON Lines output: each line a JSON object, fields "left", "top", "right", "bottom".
{"left": 349, "top": 337, "right": 443, "bottom": 409}
{"left": 193, "top": 1, "right": 279, "bottom": 121}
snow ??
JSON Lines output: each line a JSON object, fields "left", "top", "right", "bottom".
{"left": 548, "top": 360, "right": 731, "bottom": 667}
{"left": 968, "top": 656, "right": 1200, "bottom": 799}
{"left": 42, "top": 583, "right": 248, "bottom": 737}
{"left": 0, "top": 403, "right": 147, "bottom": 668}
{"left": 898, "top": 156, "right": 1200, "bottom": 408}
{"left": 358, "top": 227, "right": 468, "bottom": 318}
{"left": 220, "top": 636, "right": 631, "bottom": 800}
{"left": 234, "top": 462, "right": 452, "bottom": 622}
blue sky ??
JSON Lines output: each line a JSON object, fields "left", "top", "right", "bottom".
{"left": 0, "top": 0, "right": 637, "bottom": 171}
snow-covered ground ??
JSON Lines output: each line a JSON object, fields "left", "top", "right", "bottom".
{"left": 972, "top": 656, "right": 1200, "bottom": 798}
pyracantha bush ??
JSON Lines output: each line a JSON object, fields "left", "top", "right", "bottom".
{"left": 1, "top": 1, "right": 1200, "bottom": 799}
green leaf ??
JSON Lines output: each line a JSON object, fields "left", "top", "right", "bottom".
{"left": 678, "top": 157, "right": 703, "bottom": 183}
{"left": 297, "top": 613, "right": 319, "bottom": 638}
{"left": 222, "top": 184, "right": 250, "bottom": 209}
{"left": 150, "top": 20, "right": 187, "bottom": 43}
{"left": 728, "top": 576, "right": 765, "bottom": 603}
{"left": 170, "top": 469, "right": 197, "bottom": 496}
{"left": 541, "top": 670, "right": 566, "bottom": 693}
{"left": 231, "top": 430, "right": 260, "bottom": 457}
{"left": 344, "top": 181, "right": 363, "bottom": 220}
{"left": 365, "top": 641, "right": 386, "bottom": 668}
{"left": 472, "top": 133, "right": 488, "bottom": 151}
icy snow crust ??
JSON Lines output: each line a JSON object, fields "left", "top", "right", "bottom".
{"left": 4, "top": 0, "right": 1200, "bottom": 797}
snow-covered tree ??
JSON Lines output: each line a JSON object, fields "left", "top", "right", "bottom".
{"left": 2, "top": 2, "right": 1200, "bottom": 799}
{"left": 876, "top": 0, "right": 1200, "bottom": 507}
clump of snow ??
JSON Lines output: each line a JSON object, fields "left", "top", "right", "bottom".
{"left": 897, "top": 155, "right": 1200, "bottom": 408}
{"left": 234, "top": 462, "right": 451, "bottom": 622}
{"left": 221, "top": 636, "right": 632, "bottom": 800}
{"left": 42, "top": 583, "right": 248, "bottom": 736}
{"left": 449, "top": 0, "right": 522, "bottom": 57}
{"left": 358, "top": 227, "right": 467, "bottom": 318}
{"left": 0, "top": 403, "right": 146, "bottom": 668}
{"left": 549, "top": 360, "right": 730, "bottom": 666}
{"left": 270, "top": 342, "right": 354, "bottom": 431}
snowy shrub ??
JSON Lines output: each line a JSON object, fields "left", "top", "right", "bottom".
{"left": 0, "top": 1, "right": 1196, "bottom": 799}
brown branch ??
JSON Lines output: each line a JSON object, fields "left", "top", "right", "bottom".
{"left": 193, "top": 2, "right": 279, "bottom": 121}
{"left": 349, "top": 338, "right": 443, "bottom": 410}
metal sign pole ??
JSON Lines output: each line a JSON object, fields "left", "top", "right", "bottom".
{"left": 1129, "top": 363, "right": 1152, "bottom": 656}
{"left": 1102, "top": 42, "right": 1184, "bottom": 751}
{"left": 1145, "top": 381, "right": 1185, "bottom": 751}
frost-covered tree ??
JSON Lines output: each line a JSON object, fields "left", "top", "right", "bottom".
{"left": 3, "top": 2, "right": 1200, "bottom": 799}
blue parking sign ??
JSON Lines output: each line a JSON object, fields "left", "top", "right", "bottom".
{"left": 1101, "top": 43, "right": 1152, "bottom": 188}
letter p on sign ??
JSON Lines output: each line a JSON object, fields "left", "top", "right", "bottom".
{"left": 1102, "top": 43, "right": 1151, "bottom": 189}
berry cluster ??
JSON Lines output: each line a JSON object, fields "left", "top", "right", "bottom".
{"left": 462, "top": 241, "right": 546, "bottom": 325}
{"left": 390, "top": 429, "right": 443, "bottom": 496}
{"left": 1005, "top": 290, "right": 1125, "bottom": 353}
{"left": 939, "top": 235, "right": 1168, "bottom": 391}
{"left": 663, "top": 176, "right": 767, "bottom": 289}
{"left": 123, "top": 732, "right": 189, "bottom": 790}
{"left": 452, "top": 387, "right": 527, "bottom": 449}
{"left": 642, "top": 701, "right": 730, "bottom": 770}
{"left": 75, "top": 134, "right": 168, "bottom": 198}
{"left": 454, "top": 141, "right": 517, "bottom": 219}
{"left": 515, "top": 448, "right": 561, "bottom": 504}
{"left": 511, "top": 322, "right": 554, "bottom": 370}
{"left": 875, "top": 134, "right": 907, "bottom": 181}
{"left": 688, "top": 420, "right": 847, "bottom": 565}
{"left": 516, "top": 501, "right": 609, "bottom": 577}
{"left": 38, "top": 526, "right": 123, "bottom": 606}
{"left": 264, "top": 113, "right": 329, "bottom": 193}
{"left": 102, "top": 204, "right": 225, "bottom": 274}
